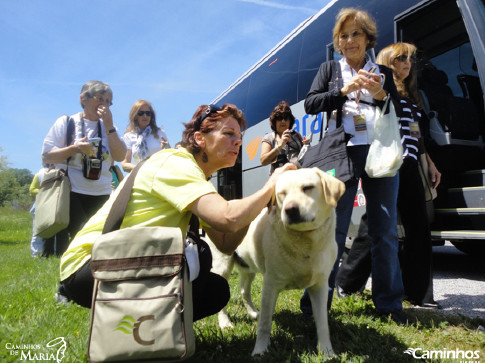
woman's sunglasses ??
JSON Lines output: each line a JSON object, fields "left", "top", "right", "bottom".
{"left": 196, "top": 104, "right": 221, "bottom": 130}
{"left": 137, "top": 110, "right": 152, "bottom": 117}
{"left": 395, "top": 54, "right": 416, "bottom": 63}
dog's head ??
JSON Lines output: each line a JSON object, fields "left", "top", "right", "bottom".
{"left": 272, "top": 168, "right": 345, "bottom": 231}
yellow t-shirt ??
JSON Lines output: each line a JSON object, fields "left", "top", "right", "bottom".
{"left": 60, "top": 148, "right": 217, "bottom": 281}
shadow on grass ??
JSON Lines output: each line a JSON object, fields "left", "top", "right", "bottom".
{"left": 189, "top": 308, "right": 414, "bottom": 362}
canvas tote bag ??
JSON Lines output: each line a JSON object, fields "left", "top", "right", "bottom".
{"left": 34, "top": 116, "right": 75, "bottom": 238}
{"left": 33, "top": 168, "right": 71, "bottom": 238}
{"left": 88, "top": 161, "right": 195, "bottom": 363}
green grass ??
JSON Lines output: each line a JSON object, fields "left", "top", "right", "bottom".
{"left": 0, "top": 207, "right": 483, "bottom": 362}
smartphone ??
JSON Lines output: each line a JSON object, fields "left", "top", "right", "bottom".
{"left": 367, "top": 66, "right": 377, "bottom": 77}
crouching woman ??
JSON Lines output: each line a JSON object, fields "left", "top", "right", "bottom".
{"left": 58, "top": 103, "right": 295, "bottom": 321}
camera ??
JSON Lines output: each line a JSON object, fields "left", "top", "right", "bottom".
{"left": 82, "top": 155, "right": 102, "bottom": 180}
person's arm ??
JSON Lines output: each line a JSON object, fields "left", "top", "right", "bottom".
{"left": 29, "top": 174, "right": 40, "bottom": 196}
{"left": 376, "top": 65, "right": 400, "bottom": 110}
{"left": 426, "top": 153, "right": 441, "bottom": 189}
{"left": 121, "top": 149, "right": 135, "bottom": 172}
{"left": 98, "top": 106, "right": 126, "bottom": 162}
{"left": 260, "top": 131, "right": 291, "bottom": 166}
{"left": 188, "top": 163, "right": 296, "bottom": 254}
{"left": 42, "top": 137, "right": 93, "bottom": 164}
{"left": 304, "top": 61, "right": 347, "bottom": 115}
{"left": 260, "top": 141, "right": 279, "bottom": 166}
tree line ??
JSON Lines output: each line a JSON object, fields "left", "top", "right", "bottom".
{"left": 0, "top": 147, "right": 34, "bottom": 209}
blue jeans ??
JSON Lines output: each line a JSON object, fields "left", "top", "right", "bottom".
{"left": 301, "top": 145, "right": 403, "bottom": 313}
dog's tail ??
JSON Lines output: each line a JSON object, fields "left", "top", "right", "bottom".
{"left": 233, "top": 251, "right": 250, "bottom": 269}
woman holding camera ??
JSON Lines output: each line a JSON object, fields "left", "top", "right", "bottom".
{"left": 41, "top": 80, "right": 126, "bottom": 256}
{"left": 122, "top": 100, "right": 170, "bottom": 172}
{"left": 260, "top": 100, "right": 309, "bottom": 174}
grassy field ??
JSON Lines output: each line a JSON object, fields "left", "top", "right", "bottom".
{"left": 0, "top": 207, "right": 483, "bottom": 362}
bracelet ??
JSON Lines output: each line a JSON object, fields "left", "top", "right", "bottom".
{"left": 107, "top": 128, "right": 117, "bottom": 134}
{"left": 371, "top": 86, "right": 383, "bottom": 98}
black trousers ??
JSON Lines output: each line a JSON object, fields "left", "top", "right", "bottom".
{"left": 337, "top": 158, "right": 435, "bottom": 304}
{"left": 44, "top": 192, "right": 109, "bottom": 257}
{"left": 61, "top": 239, "right": 230, "bottom": 321}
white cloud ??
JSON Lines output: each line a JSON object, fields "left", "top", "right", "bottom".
{"left": 237, "top": 0, "right": 316, "bottom": 14}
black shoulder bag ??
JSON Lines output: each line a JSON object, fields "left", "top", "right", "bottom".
{"left": 301, "top": 61, "right": 357, "bottom": 187}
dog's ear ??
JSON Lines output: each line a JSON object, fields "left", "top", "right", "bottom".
{"left": 313, "top": 168, "right": 346, "bottom": 207}
{"left": 267, "top": 191, "right": 276, "bottom": 213}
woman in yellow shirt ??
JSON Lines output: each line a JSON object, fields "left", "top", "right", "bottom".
{"left": 58, "top": 104, "right": 294, "bottom": 321}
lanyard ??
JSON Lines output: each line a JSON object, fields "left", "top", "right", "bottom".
{"left": 350, "top": 67, "right": 362, "bottom": 113}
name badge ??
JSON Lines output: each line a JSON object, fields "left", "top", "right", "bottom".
{"left": 409, "top": 121, "right": 421, "bottom": 138}
{"left": 353, "top": 114, "right": 367, "bottom": 132}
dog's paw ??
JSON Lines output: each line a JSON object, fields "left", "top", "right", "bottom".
{"left": 251, "top": 345, "right": 268, "bottom": 357}
{"left": 317, "top": 345, "right": 334, "bottom": 358}
{"left": 248, "top": 311, "right": 259, "bottom": 320}
{"left": 251, "top": 337, "right": 270, "bottom": 356}
{"left": 218, "top": 315, "right": 234, "bottom": 329}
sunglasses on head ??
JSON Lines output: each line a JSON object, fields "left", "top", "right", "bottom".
{"left": 137, "top": 110, "right": 152, "bottom": 116}
{"left": 196, "top": 104, "right": 221, "bottom": 130}
{"left": 395, "top": 54, "right": 416, "bottom": 62}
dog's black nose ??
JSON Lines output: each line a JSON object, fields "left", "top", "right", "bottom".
{"left": 285, "top": 203, "right": 301, "bottom": 223}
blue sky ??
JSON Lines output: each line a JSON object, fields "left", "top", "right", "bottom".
{"left": 0, "top": 0, "right": 328, "bottom": 174}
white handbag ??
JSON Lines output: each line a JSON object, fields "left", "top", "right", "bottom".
{"left": 365, "top": 97, "right": 403, "bottom": 178}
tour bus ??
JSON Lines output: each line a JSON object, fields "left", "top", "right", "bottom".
{"left": 210, "top": 0, "right": 485, "bottom": 254}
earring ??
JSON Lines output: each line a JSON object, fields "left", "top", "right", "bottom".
{"left": 202, "top": 152, "right": 208, "bottom": 163}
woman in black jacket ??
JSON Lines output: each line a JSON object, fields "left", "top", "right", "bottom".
{"left": 301, "top": 7, "right": 407, "bottom": 323}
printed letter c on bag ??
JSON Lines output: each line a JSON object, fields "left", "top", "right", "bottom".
{"left": 114, "top": 315, "right": 155, "bottom": 346}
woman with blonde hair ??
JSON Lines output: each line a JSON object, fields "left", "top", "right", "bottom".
{"left": 122, "top": 100, "right": 170, "bottom": 172}
{"left": 377, "top": 42, "right": 441, "bottom": 306}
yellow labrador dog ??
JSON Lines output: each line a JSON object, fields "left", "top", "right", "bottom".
{"left": 210, "top": 167, "right": 345, "bottom": 357}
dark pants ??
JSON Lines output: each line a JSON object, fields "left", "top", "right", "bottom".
{"left": 61, "top": 239, "right": 230, "bottom": 321}
{"left": 337, "top": 158, "right": 435, "bottom": 304}
{"left": 44, "top": 192, "right": 109, "bottom": 257}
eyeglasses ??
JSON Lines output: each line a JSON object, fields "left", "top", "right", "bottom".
{"left": 394, "top": 54, "right": 416, "bottom": 63}
{"left": 93, "top": 95, "right": 113, "bottom": 106}
{"left": 339, "top": 30, "right": 364, "bottom": 41}
{"left": 137, "top": 110, "right": 152, "bottom": 117}
{"left": 196, "top": 104, "right": 221, "bottom": 130}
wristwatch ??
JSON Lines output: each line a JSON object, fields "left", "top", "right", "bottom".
{"left": 107, "top": 128, "right": 117, "bottom": 134}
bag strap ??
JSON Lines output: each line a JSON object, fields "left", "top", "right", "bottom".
{"left": 102, "top": 160, "right": 147, "bottom": 234}
{"left": 101, "top": 160, "right": 200, "bottom": 240}
{"left": 334, "top": 60, "right": 344, "bottom": 129}
{"left": 312, "top": 60, "right": 343, "bottom": 142}
{"left": 65, "top": 116, "right": 75, "bottom": 172}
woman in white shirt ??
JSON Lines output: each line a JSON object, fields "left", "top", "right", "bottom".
{"left": 122, "top": 100, "right": 170, "bottom": 172}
